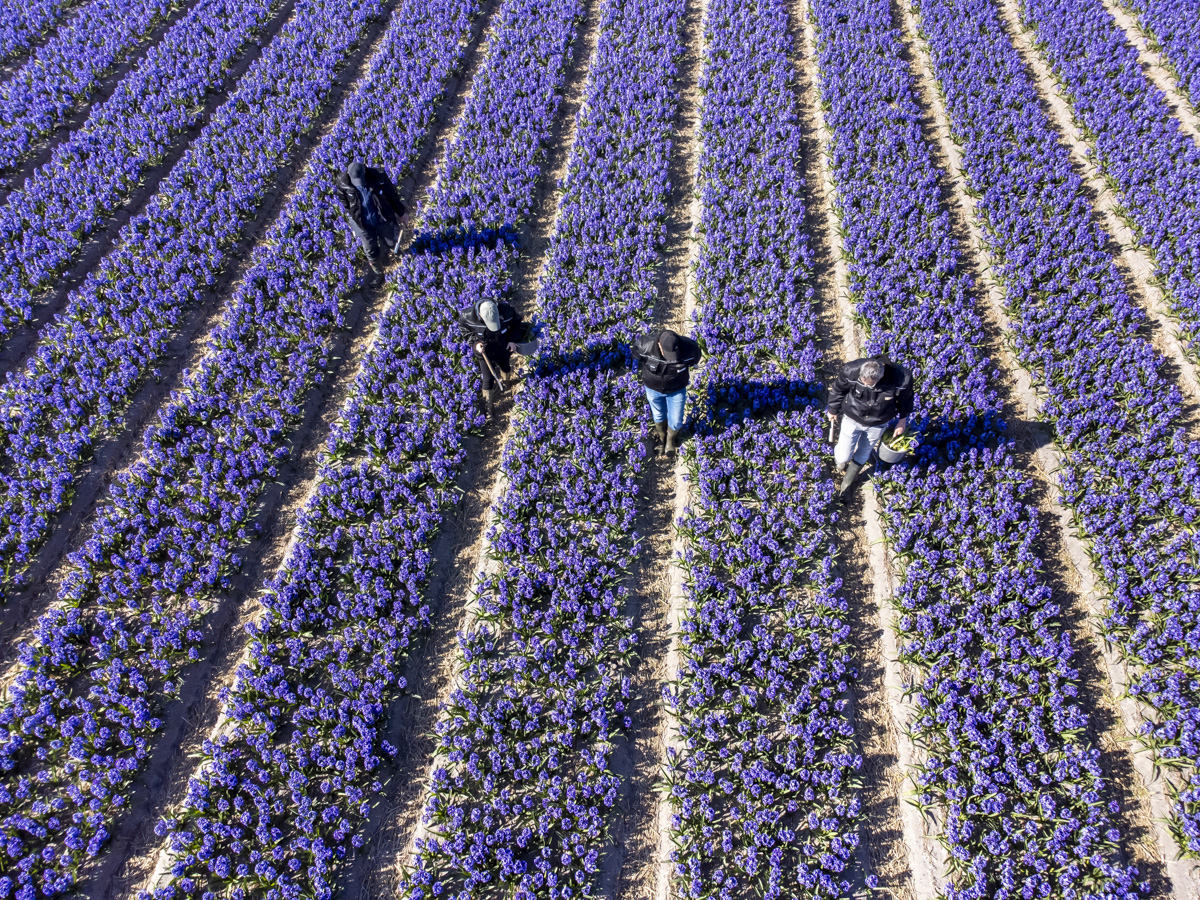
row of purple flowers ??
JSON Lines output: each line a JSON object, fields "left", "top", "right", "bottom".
{"left": 0, "top": 0, "right": 182, "bottom": 175}
{"left": 1013, "top": 0, "right": 1200, "bottom": 365}
{"left": 405, "top": 0, "right": 685, "bottom": 895}
{"left": 812, "top": 0, "right": 1142, "bottom": 895}
{"left": 150, "top": 0, "right": 588, "bottom": 895}
{"left": 665, "top": 0, "right": 861, "bottom": 897}
{"left": 0, "top": 0, "right": 404, "bottom": 892}
{"left": 915, "top": 0, "right": 1200, "bottom": 860}
{"left": 0, "top": 0, "right": 286, "bottom": 323}
{"left": 0, "top": 0, "right": 379, "bottom": 604}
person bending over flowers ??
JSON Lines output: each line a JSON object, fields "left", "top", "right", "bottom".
{"left": 457, "top": 298, "right": 537, "bottom": 417}
{"left": 334, "top": 162, "right": 407, "bottom": 275}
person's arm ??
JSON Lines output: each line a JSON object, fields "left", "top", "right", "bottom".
{"left": 681, "top": 336, "right": 702, "bottom": 367}
{"left": 377, "top": 171, "right": 406, "bottom": 221}
{"left": 334, "top": 177, "right": 366, "bottom": 228}
{"left": 894, "top": 374, "right": 914, "bottom": 434}
{"left": 505, "top": 318, "right": 538, "bottom": 355}
{"left": 826, "top": 369, "right": 850, "bottom": 418}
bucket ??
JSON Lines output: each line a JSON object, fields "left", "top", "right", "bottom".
{"left": 877, "top": 427, "right": 917, "bottom": 464}
{"left": 876, "top": 439, "right": 909, "bottom": 464}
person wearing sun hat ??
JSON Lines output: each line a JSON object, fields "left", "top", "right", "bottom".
{"left": 632, "top": 327, "right": 702, "bottom": 454}
{"left": 457, "top": 298, "right": 537, "bottom": 416}
{"left": 334, "top": 161, "right": 407, "bottom": 275}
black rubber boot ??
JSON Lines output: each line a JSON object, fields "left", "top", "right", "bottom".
{"left": 482, "top": 386, "right": 496, "bottom": 419}
{"left": 837, "top": 461, "right": 862, "bottom": 497}
{"left": 652, "top": 420, "right": 667, "bottom": 453}
{"left": 666, "top": 427, "right": 681, "bottom": 453}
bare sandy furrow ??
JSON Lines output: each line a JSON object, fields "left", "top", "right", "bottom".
{"left": 992, "top": 0, "right": 1200, "bottom": 434}
{"left": 1099, "top": 0, "right": 1200, "bottom": 140}
{"left": 896, "top": 0, "right": 1194, "bottom": 894}
{"left": 794, "top": 8, "right": 946, "bottom": 900}
{"left": 651, "top": 0, "right": 705, "bottom": 891}
{"left": 598, "top": 1, "right": 702, "bottom": 898}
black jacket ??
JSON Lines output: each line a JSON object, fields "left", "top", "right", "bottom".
{"left": 826, "top": 357, "right": 914, "bottom": 426}
{"left": 457, "top": 301, "right": 531, "bottom": 349}
{"left": 633, "top": 330, "right": 701, "bottom": 393}
{"left": 334, "top": 166, "right": 405, "bottom": 231}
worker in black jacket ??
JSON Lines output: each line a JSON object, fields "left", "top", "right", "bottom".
{"left": 826, "top": 356, "right": 914, "bottom": 497}
{"left": 334, "top": 162, "right": 407, "bottom": 274}
{"left": 632, "top": 328, "right": 702, "bottom": 454}
{"left": 457, "top": 299, "right": 537, "bottom": 416}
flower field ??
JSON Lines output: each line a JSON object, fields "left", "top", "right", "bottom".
{"left": 0, "top": 0, "right": 1197, "bottom": 895}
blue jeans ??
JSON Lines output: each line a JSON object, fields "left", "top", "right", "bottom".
{"left": 645, "top": 386, "right": 686, "bottom": 431}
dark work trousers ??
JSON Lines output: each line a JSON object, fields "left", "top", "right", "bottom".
{"left": 350, "top": 217, "right": 402, "bottom": 263}
{"left": 474, "top": 340, "right": 512, "bottom": 391}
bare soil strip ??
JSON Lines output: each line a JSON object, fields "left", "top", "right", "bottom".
{"left": 0, "top": 0, "right": 200, "bottom": 201}
{"left": 794, "top": 9, "right": 946, "bottom": 900}
{"left": 1099, "top": 0, "right": 1200, "bottom": 140}
{"left": 992, "top": 0, "right": 1200, "bottom": 433}
{"left": 0, "top": 0, "right": 299, "bottom": 373}
{"left": 651, "top": 0, "right": 705, "bottom": 891}
{"left": 896, "top": 0, "right": 1193, "bottom": 894}
{"left": 341, "top": 1, "right": 607, "bottom": 892}
{"left": 0, "top": 0, "right": 384, "bottom": 676}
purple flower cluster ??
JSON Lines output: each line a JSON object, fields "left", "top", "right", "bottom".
{"left": 1014, "top": 0, "right": 1200, "bottom": 361}
{"left": 0, "top": 0, "right": 179, "bottom": 175}
{"left": 0, "top": 0, "right": 384, "bottom": 602}
{"left": 664, "top": 3, "right": 860, "bottom": 898}
{"left": 0, "top": 0, "right": 421, "bottom": 893}
{"left": 811, "top": 1, "right": 1141, "bottom": 895}
{"left": 0, "top": 0, "right": 285, "bottom": 327}
{"left": 0, "top": 0, "right": 79, "bottom": 67}
{"left": 671, "top": 413, "right": 859, "bottom": 900}
{"left": 1118, "top": 0, "right": 1200, "bottom": 109}
{"left": 915, "top": 0, "right": 1200, "bottom": 857}
{"left": 404, "top": 0, "right": 685, "bottom": 895}
{"left": 143, "top": 0, "right": 589, "bottom": 895}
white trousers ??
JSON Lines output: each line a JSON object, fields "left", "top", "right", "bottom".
{"left": 834, "top": 417, "right": 886, "bottom": 467}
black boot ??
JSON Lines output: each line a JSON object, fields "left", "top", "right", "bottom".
{"left": 652, "top": 420, "right": 667, "bottom": 453}
{"left": 666, "top": 427, "right": 681, "bottom": 453}
{"left": 837, "top": 461, "right": 862, "bottom": 497}
{"left": 482, "top": 386, "right": 495, "bottom": 419}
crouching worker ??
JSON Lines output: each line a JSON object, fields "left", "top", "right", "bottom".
{"left": 457, "top": 299, "right": 537, "bottom": 417}
{"left": 334, "top": 162, "right": 407, "bottom": 275}
{"left": 633, "top": 328, "right": 702, "bottom": 454}
{"left": 826, "top": 356, "right": 913, "bottom": 498}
